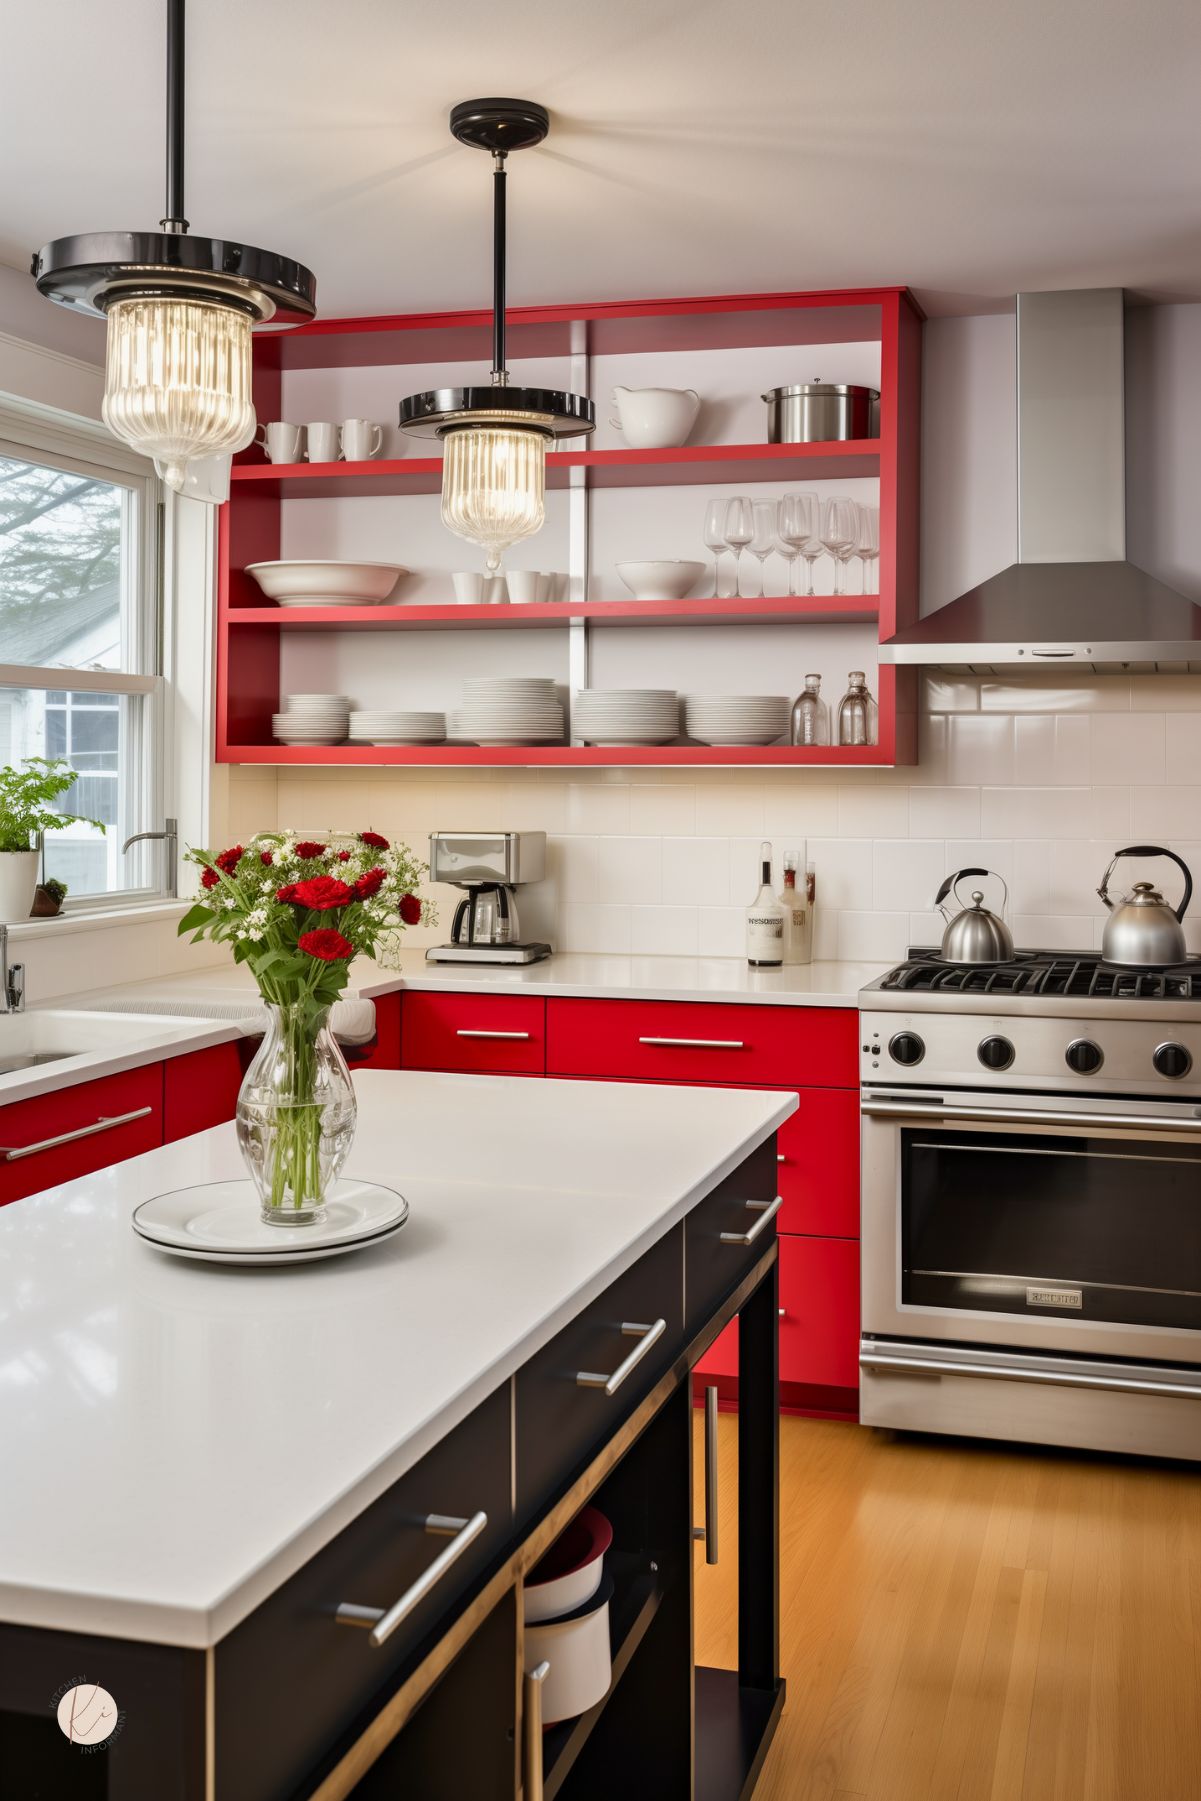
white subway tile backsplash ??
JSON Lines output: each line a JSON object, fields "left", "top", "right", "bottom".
{"left": 980, "top": 787, "right": 1092, "bottom": 839}
{"left": 662, "top": 837, "right": 729, "bottom": 904}
{"left": 561, "top": 903, "right": 631, "bottom": 954}
{"left": 1130, "top": 785, "right": 1201, "bottom": 838}
{"left": 628, "top": 785, "right": 697, "bottom": 836}
{"left": 946, "top": 714, "right": 1015, "bottom": 785}
{"left": 694, "top": 783, "right": 765, "bottom": 836}
{"left": 630, "top": 905, "right": 699, "bottom": 955}
{"left": 565, "top": 783, "right": 631, "bottom": 834}
{"left": 761, "top": 781, "right": 839, "bottom": 838}
{"left": 1089, "top": 712, "right": 1166, "bottom": 787}
{"left": 873, "top": 840, "right": 946, "bottom": 911}
{"left": 697, "top": 906, "right": 746, "bottom": 957}
{"left": 592, "top": 837, "right": 661, "bottom": 904}
{"left": 907, "top": 786, "right": 981, "bottom": 836}
{"left": 979, "top": 674, "right": 1130, "bottom": 713}
{"left": 838, "top": 911, "right": 910, "bottom": 961}
{"left": 1129, "top": 674, "right": 1201, "bottom": 713}
{"left": 837, "top": 783, "right": 910, "bottom": 836}
{"left": 1166, "top": 714, "right": 1201, "bottom": 769}
{"left": 807, "top": 838, "right": 874, "bottom": 910}
{"left": 1012, "top": 714, "right": 1090, "bottom": 787}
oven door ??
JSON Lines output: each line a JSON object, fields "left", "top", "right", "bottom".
{"left": 861, "top": 1088, "right": 1201, "bottom": 1366}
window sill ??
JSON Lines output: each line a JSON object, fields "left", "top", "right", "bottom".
{"left": 6, "top": 899, "right": 188, "bottom": 942}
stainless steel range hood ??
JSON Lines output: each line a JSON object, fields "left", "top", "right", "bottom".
{"left": 879, "top": 289, "right": 1201, "bottom": 674}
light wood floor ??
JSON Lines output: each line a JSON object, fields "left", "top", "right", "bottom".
{"left": 693, "top": 1412, "right": 1201, "bottom": 1801}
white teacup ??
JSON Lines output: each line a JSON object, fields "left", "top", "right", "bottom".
{"left": 305, "top": 422, "right": 341, "bottom": 463}
{"left": 484, "top": 576, "right": 508, "bottom": 605}
{"left": 341, "top": 419, "right": 383, "bottom": 460}
{"left": 256, "top": 421, "right": 303, "bottom": 464}
{"left": 506, "top": 570, "right": 543, "bottom": 605}
{"left": 451, "top": 572, "right": 485, "bottom": 604}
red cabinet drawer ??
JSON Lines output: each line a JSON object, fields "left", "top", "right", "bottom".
{"left": 546, "top": 998, "right": 856, "bottom": 1089}
{"left": 400, "top": 993, "right": 546, "bottom": 1075}
{"left": 779, "top": 1236, "right": 860, "bottom": 1389}
{"left": 163, "top": 1042, "right": 245, "bottom": 1142}
{"left": 0, "top": 1066, "right": 163, "bottom": 1205}
{"left": 776, "top": 1088, "right": 859, "bottom": 1238}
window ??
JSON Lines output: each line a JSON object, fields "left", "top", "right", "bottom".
{"left": 0, "top": 409, "right": 164, "bottom": 905}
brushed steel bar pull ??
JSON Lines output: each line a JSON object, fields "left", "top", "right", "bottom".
{"left": 703, "top": 1383, "right": 719, "bottom": 1565}
{"left": 335, "top": 1510, "right": 488, "bottom": 1647}
{"left": 2, "top": 1106, "right": 153, "bottom": 1161}
{"left": 720, "top": 1194, "right": 784, "bottom": 1245}
{"left": 524, "top": 1660, "right": 551, "bottom": 1801}
{"left": 777, "top": 1152, "right": 787, "bottom": 1162}
{"left": 455, "top": 1029, "right": 531, "bottom": 1040}
{"left": 862, "top": 1098, "right": 1201, "bottom": 1133}
{"left": 859, "top": 1351, "right": 1201, "bottom": 1400}
{"left": 576, "top": 1318, "right": 667, "bottom": 1395}
{"left": 638, "top": 1035, "right": 745, "bottom": 1049}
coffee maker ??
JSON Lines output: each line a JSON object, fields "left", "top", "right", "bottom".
{"left": 425, "top": 832, "right": 551, "bottom": 965}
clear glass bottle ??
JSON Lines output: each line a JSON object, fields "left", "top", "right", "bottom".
{"left": 837, "top": 671, "right": 877, "bottom": 746}
{"left": 778, "top": 846, "right": 812, "bottom": 965}
{"left": 790, "top": 673, "right": 829, "bottom": 747}
{"left": 745, "top": 840, "right": 786, "bottom": 968}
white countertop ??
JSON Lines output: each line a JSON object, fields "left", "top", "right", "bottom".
{"left": 0, "top": 1009, "right": 245, "bottom": 1105}
{"left": 0, "top": 1070, "right": 794, "bottom": 1648}
{"left": 69, "top": 951, "right": 883, "bottom": 1016}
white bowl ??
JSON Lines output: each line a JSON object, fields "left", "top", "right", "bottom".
{"left": 247, "top": 561, "right": 407, "bottom": 605}
{"left": 525, "top": 1576, "right": 613, "bottom": 1724}
{"left": 616, "top": 561, "right": 705, "bottom": 601}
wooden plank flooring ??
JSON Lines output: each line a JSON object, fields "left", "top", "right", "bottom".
{"left": 693, "top": 1412, "right": 1201, "bottom": 1801}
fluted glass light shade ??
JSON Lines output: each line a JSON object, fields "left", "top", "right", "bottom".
{"left": 440, "top": 424, "right": 547, "bottom": 573}
{"left": 101, "top": 295, "right": 256, "bottom": 493}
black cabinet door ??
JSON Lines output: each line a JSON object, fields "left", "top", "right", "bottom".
{"left": 684, "top": 1138, "right": 778, "bottom": 1340}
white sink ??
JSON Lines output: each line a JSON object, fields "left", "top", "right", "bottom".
{"left": 0, "top": 1009, "right": 218, "bottom": 1080}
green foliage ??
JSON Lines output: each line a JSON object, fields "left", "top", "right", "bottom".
{"left": 41, "top": 877, "right": 68, "bottom": 903}
{"left": 0, "top": 757, "right": 105, "bottom": 854}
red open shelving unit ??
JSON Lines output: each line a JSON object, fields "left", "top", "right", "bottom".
{"left": 216, "top": 285, "right": 921, "bottom": 767}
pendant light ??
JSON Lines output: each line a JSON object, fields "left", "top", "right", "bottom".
{"left": 31, "top": 0, "right": 316, "bottom": 498}
{"left": 399, "top": 100, "right": 595, "bottom": 570}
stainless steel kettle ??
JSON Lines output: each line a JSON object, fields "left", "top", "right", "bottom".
{"left": 1097, "top": 845, "right": 1192, "bottom": 967}
{"left": 934, "top": 868, "right": 1015, "bottom": 964}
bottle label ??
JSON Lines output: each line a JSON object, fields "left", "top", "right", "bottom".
{"left": 747, "top": 917, "right": 783, "bottom": 936}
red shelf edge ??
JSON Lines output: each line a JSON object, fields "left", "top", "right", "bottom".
{"left": 218, "top": 744, "right": 891, "bottom": 768}
{"left": 223, "top": 596, "right": 881, "bottom": 630}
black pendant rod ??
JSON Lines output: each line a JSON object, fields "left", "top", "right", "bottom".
{"left": 491, "top": 150, "right": 506, "bottom": 383}
{"left": 163, "top": 0, "right": 188, "bottom": 232}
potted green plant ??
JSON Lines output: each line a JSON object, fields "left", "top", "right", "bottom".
{"left": 32, "top": 877, "right": 69, "bottom": 918}
{"left": 0, "top": 758, "right": 103, "bottom": 922}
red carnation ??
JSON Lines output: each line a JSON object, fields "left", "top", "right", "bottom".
{"left": 336, "top": 850, "right": 351, "bottom": 862}
{"left": 215, "top": 845, "right": 244, "bottom": 874}
{"left": 200, "top": 866, "right": 219, "bottom": 890}
{"left": 260, "top": 850, "right": 273, "bottom": 866}
{"left": 353, "top": 866, "right": 386, "bottom": 900}
{"left": 359, "top": 831, "right": 390, "bottom": 850}
{"left": 290, "top": 876, "right": 353, "bottom": 911}
{"left": 275, "top": 882, "right": 298, "bottom": 903}
{"left": 299, "top": 928, "right": 354, "bottom": 963}
{"left": 294, "top": 841, "right": 327, "bottom": 860}
{"left": 398, "top": 893, "right": 422, "bottom": 925}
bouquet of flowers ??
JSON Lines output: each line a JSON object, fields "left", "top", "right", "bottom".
{"left": 179, "top": 830, "right": 433, "bottom": 1222}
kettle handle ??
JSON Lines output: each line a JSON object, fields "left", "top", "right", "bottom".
{"left": 952, "top": 868, "right": 1008, "bottom": 916}
{"left": 1099, "top": 845, "right": 1193, "bottom": 921}
{"left": 933, "top": 867, "right": 988, "bottom": 909}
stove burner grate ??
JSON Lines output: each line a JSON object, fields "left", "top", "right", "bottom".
{"left": 881, "top": 950, "right": 1201, "bottom": 1001}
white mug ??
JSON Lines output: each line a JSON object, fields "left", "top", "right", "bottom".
{"left": 256, "top": 421, "right": 303, "bottom": 464}
{"left": 305, "top": 422, "right": 341, "bottom": 463}
{"left": 506, "top": 570, "right": 542, "bottom": 605}
{"left": 341, "top": 418, "right": 384, "bottom": 460}
{"left": 451, "top": 571, "right": 485, "bottom": 604}
{"left": 484, "top": 575, "right": 509, "bottom": 605}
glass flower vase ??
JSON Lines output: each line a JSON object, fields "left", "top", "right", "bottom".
{"left": 236, "top": 1002, "right": 357, "bottom": 1225}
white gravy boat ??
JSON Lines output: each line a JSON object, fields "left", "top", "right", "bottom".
{"left": 610, "top": 386, "right": 701, "bottom": 449}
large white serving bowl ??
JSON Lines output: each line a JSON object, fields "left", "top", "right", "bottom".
{"left": 247, "top": 561, "right": 408, "bottom": 605}
{"left": 615, "top": 560, "right": 706, "bottom": 601}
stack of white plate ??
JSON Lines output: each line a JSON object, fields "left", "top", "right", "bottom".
{"left": 457, "top": 677, "right": 564, "bottom": 746}
{"left": 348, "top": 709, "right": 445, "bottom": 746}
{"left": 131, "top": 1180, "right": 410, "bottom": 1266}
{"left": 683, "top": 694, "right": 790, "bottom": 746}
{"left": 574, "top": 689, "right": 679, "bottom": 746}
{"left": 273, "top": 693, "right": 350, "bottom": 745}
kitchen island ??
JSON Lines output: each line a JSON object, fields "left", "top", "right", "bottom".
{"left": 0, "top": 1070, "right": 794, "bottom": 1800}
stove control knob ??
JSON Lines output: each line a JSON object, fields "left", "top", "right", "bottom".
{"left": 1153, "top": 1042, "right": 1193, "bottom": 1080}
{"left": 978, "top": 1035, "right": 1015, "bottom": 1072}
{"left": 1065, "top": 1038, "right": 1104, "bottom": 1075}
{"left": 888, "top": 1031, "right": 925, "bottom": 1067}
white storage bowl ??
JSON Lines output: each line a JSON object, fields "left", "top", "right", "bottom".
{"left": 247, "top": 561, "right": 407, "bottom": 604}
{"left": 616, "top": 560, "right": 706, "bottom": 601}
{"left": 524, "top": 1576, "right": 614, "bottom": 1724}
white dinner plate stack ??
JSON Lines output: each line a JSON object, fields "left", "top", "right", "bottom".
{"left": 348, "top": 709, "right": 445, "bottom": 746}
{"left": 573, "top": 689, "right": 679, "bottom": 746}
{"left": 457, "top": 677, "right": 564, "bottom": 746}
{"left": 683, "top": 694, "right": 790, "bottom": 746}
{"left": 132, "top": 1180, "right": 410, "bottom": 1266}
{"left": 273, "top": 693, "right": 350, "bottom": 745}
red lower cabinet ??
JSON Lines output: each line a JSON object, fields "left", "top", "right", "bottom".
{"left": 400, "top": 992, "right": 546, "bottom": 1075}
{"left": 0, "top": 1066, "right": 163, "bottom": 1206}
{"left": 163, "top": 1042, "right": 246, "bottom": 1142}
{"left": 776, "top": 1086, "right": 859, "bottom": 1238}
{"left": 778, "top": 1235, "right": 860, "bottom": 1390}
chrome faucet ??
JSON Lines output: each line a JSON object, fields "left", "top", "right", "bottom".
{"left": 122, "top": 816, "right": 178, "bottom": 899}
{"left": 0, "top": 926, "right": 25, "bottom": 1015}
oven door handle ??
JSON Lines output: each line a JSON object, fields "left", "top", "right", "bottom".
{"left": 859, "top": 1348, "right": 1201, "bottom": 1400}
{"left": 861, "top": 1098, "right": 1201, "bottom": 1133}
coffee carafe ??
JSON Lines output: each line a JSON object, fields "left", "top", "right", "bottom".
{"left": 426, "top": 832, "right": 551, "bottom": 965}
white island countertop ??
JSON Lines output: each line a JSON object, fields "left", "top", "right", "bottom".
{"left": 0, "top": 1070, "right": 794, "bottom": 1648}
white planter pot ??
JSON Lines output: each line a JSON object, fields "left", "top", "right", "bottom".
{"left": 0, "top": 851, "right": 39, "bottom": 922}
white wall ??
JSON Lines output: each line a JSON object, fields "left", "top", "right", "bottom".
{"left": 223, "top": 301, "right": 1201, "bottom": 965}
{"left": 0, "top": 261, "right": 105, "bottom": 417}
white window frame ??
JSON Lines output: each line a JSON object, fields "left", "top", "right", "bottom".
{"left": 0, "top": 395, "right": 170, "bottom": 912}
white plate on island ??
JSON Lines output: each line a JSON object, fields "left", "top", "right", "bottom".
{"left": 132, "top": 1179, "right": 409, "bottom": 1264}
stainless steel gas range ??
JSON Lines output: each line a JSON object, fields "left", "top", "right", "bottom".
{"left": 858, "top": 951, "right": 1201, "bottom": 1462}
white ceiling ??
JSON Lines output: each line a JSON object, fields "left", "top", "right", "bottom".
{"left": 3, "top": 0, "right": 1200, "bottom": 327}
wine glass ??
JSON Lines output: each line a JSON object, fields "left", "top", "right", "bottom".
{"left": 723, "top": 496, "right": 754, "bottom": 598}
{"left": 819, "top": 495, "right": 859, "bottom": 595}
{"left": 856, "top": 502, "right": 880, "bottom": 594}
{"left": 703, "top": 498, "right": 730, "bottom": 599}
{"left": 777, "top": 493, "right": 820, "bottom": 597}
{"left": 747, "top": 501, "right": 777, "bottom": 598}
